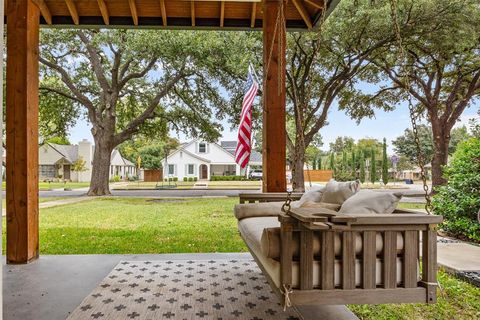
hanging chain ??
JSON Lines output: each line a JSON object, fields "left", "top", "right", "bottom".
{"left": 389, "top": 0, "right": 432, "bottom": 214}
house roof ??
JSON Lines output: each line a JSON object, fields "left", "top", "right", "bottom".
{"left": 220, "top": 140, "right": 262, "bottom": 163}
{"left": 21, "top": 0, "right": 339, "bottom": 31}
{"left": 111, "top": 149, "right": 135, "bottom": 166}
{"left": 164, "top": 147, "right": 212, "bottom": 164}
{"left": 48, "top": 143, "right": 78, "bottom": 164}
{"left": 47, "top": 142, "right": 133, "bottom": 166}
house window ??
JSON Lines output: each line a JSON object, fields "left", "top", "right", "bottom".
{"left": 39, "top": 165, "right": 55, "bottom": 178}
{"left": 168, "top": 164, "right": 175, "bottom": 175}
{"left": 187, "top": 164, "right": 194, "bottom": 175}
{"left": 198, "top": 142, "right": 206, "bottom": 153}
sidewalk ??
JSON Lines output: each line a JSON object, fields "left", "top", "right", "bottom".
{"left": 436, "top": 237, "right": 480, "bottom": 286}
{"left": 2, "top": 196, "right": 93, "bottom": 216}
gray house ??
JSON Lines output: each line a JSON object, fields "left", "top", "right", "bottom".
{"left": 39, "top": 139, "right": 135, "bottom": 182}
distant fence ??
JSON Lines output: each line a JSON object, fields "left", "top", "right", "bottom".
{"left": 144, "top": 169, "right": 163, "bottom": 182}
{"left": 303, "top": 170, "right": 333, "bottom": 182}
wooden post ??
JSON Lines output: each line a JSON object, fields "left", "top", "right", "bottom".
{"left": 262, "top": 0, "right": 286, "bottom": 192}
{"left": 6, "top": 0, "right": 40, "bottom": 264}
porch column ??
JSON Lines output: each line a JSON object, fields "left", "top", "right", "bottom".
{"left": 6, "top": 0, "right": 40, "bottom": 264}
{"left": 262, "top": 0, "right": 286, "bottom": 192}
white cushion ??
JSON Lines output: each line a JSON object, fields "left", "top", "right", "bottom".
{"left": 238, "top": 216, "right": 412, "bottom": 288}
{"left": 339, "top": 190, "right": 402, "bottom": 214}
{"left": 320, "top": 180, "right": 360, "bottom": 205}
{"left": 293, "top": 186, "right": 325, "bottom": 208}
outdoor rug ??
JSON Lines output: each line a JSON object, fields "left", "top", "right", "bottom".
{"left": 67, "top": 259, "right": 302, "bottom": 320}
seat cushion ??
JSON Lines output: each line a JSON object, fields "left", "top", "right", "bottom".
{"left": 238, "top": 217, "right": 280, "bottom": 253}
{"left": 238, "top": 216, "right": 412, "bottom": 289}
{"left": 261, "top": 228, "right": 404, "bottom": 261}
{"left": 339, "top": 190, "right": 402, "bottom": 214}
{"left": 321, "top": 180, "right": 360, "bottom": 205}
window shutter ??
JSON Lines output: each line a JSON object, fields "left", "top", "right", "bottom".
{"left": 185, "top": 164, "right": 188, "bottom": 176}
{"left": 207, "top": 143, "right": 210, "bottom": 154}
{"left": 195, "top": 142, "right": 198, "bottom": 153}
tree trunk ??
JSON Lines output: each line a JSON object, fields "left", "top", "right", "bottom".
{"left": 430, "top": 123, "right": 450, "bottom": 190}
{"left": 291, "top": 146, "right": 305, "bottom": 192}
{"left": 88, "top": 136, "right": 114, "bottom": 196}
{"left": 431, "top": 137, "right": 449, "bottom": 189}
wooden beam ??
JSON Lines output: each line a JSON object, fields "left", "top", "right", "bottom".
{"left": 97, "top": 0, "right": 109, "bottom": 25}
{"left": 64, "top": 0, "right": 79, "bottom": 25}
{"left": 220, "top": 1, "right": 225, "bottom": 27}
{"left": 292, "top": 0, "right": 313, "bottom": 29}
{"left": 262, "top": 0, "right": 286, "bottom": 192}
{"left": 250, "top": 2, "right": 256, "bottom": 28}
{"left": 191, "top": 0, "right": 195, "bottom": 27}
{"left": 305, "top": 0, "right": 324, "bottom": 10}
{"left": 31, "top": 0, "right": 52, "bottom": 25}
{"left": 128, "top": 0, "right": 138, "bottom": 26}
{"left": 159, "top": 0, "right": 167, "bottom": 26}
{"left": 6, "top": 0, "right": 40, "bottom": 264}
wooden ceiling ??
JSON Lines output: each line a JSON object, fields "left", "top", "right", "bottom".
{"left": 11, "top": 0, "right": 339, "bottom": 30}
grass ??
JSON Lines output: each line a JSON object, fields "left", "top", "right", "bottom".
{"left": 2, "top": 197, "right": 71, "bottom": 208}
{"left": 113, "top": 180, "right": 262, "bottom": 190}
{"left": 397, "top": 202, "right": 428, "bottom": 210}
{"left": 1, "top": 197, "right": 479, "bottom": 318}
{"left": 2, "top": 197, "right": 246, "bottom": 254}
{"left": 349, "top": 270, "right": 480, "bottom": 319}
{"left": 2, "top": 181, "right": 91, "bottom": 191}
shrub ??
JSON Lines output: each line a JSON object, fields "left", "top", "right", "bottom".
{"left": 173, "top": 177, "right": 178, "bottom": 182}
{"left": 432, "top": 138, "right": 480, "bottom": 242}
{"left": 183, "top": 177, "right": 188, "bottom": 182}
{"left": 109, "top": 175, "right": 121, "bottom": 183}
{"left": 194, "top": 177, "right": 198, "bottom": 182}
{"left": 188, "top": 177, "right": 193, "bottom": 182}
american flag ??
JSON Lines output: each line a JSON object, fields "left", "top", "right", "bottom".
{"left": 235, "top": 66, "right": 259, "bottom": 168}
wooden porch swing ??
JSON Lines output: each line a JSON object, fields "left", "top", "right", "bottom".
{"left": 235, "top": 0, "right": 442, "bottom": 309}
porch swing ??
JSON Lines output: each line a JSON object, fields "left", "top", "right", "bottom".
{"left": 235, "top": 0, "right": 442, "bottom": 309}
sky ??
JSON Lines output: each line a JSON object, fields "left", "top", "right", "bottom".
{"left": 68, "top": 99, "right": 478, "bottom": 155}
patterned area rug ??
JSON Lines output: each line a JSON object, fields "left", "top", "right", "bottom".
{"left": 67, "top": 259, "right": 301, "bottom": 320}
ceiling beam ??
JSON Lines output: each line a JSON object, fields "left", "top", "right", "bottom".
{"left": 128, "top": 0, "right": 139, "bottom": 26}
{"left": 305, "top": 0, "right": 324, "bottom": 10}
{"left": 191, "top": 1, "right": 195, "bottom": 27}
{"left": 64, "top": 0, "right": 79, "bottom": 25}
{"left": 97, "top": 0, "right": 110, "bottom": 25}
{"left": 32, "top": 0, "right": 52, "bottom": 25}
{"left": 159, "top": 0, "right": 167, "bottom": 26}
{"left": 220, "top": 1, "right": 225, "bottom": 27}
{"left": 250, "top": 2, "right": 256, "bottom": 28}
{"left": 292, "top": 0, "right": 313, "bottom": 29}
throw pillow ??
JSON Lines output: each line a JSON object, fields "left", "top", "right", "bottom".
{"left": 320, "top": 179, "right": 360, "bottom": 205}
{"left": 338, "top": 190, "right": 402, "bottom": 214}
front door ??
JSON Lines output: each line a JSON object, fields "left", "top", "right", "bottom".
{"left": 63, "top": 165, "right": 71, "bottom": 180}
{"left": 200, "top": 164, "right": 208, "bottom": 180}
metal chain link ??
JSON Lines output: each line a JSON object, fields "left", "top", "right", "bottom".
{"left": 389, "top": 0, "right": 432, "bottom": 214}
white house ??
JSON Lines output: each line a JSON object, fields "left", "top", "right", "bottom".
{"left": 39, "top": 139, "right": 136, "bottom": 182}
{"left": 161, "top": 140, "right": 262, "bottom": 180}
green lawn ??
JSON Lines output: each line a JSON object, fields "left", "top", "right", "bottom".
{"left": 397, "top": 202, "right": 428, "bottom": 210}
{"left": 2, "top": 181, "right": 91, "bottom": 191}
{"left": 1, "top": 197, "right": 478, "bottom": 319}
{"left": 113, "top": 181, "right": 262, "bottom": 190}
{"left": 2, "top": 197, "right": 71, "bottom": 208}
{"left": 2, "top": 197, "right": 246, "bottom": 254}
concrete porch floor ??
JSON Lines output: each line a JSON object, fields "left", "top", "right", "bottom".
{"left": 3, "top": 253, "right": 358, "bottom": 320}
